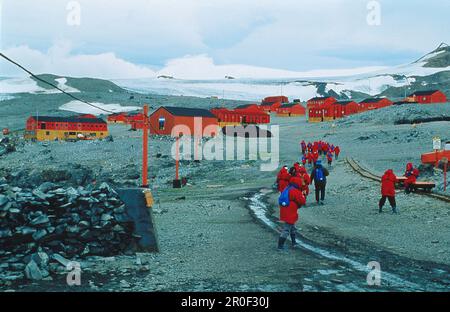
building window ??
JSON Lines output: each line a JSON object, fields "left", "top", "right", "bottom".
{"left": 159, "top": 117, "right": 166, "bottom": 130}
{"left": 46, "top": 131, "right": 50, "bottom": 136}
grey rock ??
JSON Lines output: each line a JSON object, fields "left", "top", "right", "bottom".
{"left": 37, "top": 182, "right": 58, "bottom": 193}
{"left": 24, "top": 260, "right": 47, "bottom": 280}
{"left": 30, "top": 215, "right": 50, "bottom": 226}
{"left": 51, "top": 253, "right": 70, "bottom": 268}
{"left": 0, "top": 229, "right": 13, "bottom": 238}
{"left": 0, "top": 194, "right": 9, "bottom": 206}
{"left": 32, "top": 229, "right": 48, "bottom": 241}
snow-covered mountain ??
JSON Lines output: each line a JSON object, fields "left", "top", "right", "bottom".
{"left": 114, "top": 43, "right": 450, "bottom": 102}
{"left": 1, "top": 44, "right": 449, "bottom": 103}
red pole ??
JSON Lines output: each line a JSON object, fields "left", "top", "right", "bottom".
{"left": 142, "top": 104, "right": 149, "bottom": 188}
{"left": 176, "top": 136, "right": 180, "bottom": 180}
{"left": 444, "top": 163, "right": 447, "bottom": 192}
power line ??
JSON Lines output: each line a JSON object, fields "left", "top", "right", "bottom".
{"left": 0, "top": 52, "right": 114, "bottom": 114}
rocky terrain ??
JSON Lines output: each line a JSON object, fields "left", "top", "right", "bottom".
{"left": 0, "top": 181, "right": 139, "bottom": 284}
{"left": 0, "top": 74, "right": 449, "bottom": 292}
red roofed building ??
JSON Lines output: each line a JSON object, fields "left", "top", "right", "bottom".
{"left": 210, "top": 108, "right": 243, "bottom": 127}
{"left": 307, "top": 96, "right": 337, "bottom": 109}
{"left": 359, "top": 98, "right": 393, "bottom": 112}
{"left": 333, "top": 101, "right": 360, "bottom": 119}
{"left": 240, "top": 110, "right": 270, "bottom": 124}
{"left": 234, "top": 104, "right": 261, "bottom": 112}
{"left": 405, "top": 90, "right": 447, "bottom": 104}
{"left": 260, "top": 96, "right": 289, "bottom": 113}
{"left": 107, "top": 112, "right": 128, "bottom": 124}
{"left": 276, "top": 103, "right": 306, "bottom": 117}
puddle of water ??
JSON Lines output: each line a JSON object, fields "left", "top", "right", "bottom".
{"left": 248, "top": 191, "right": 424, "bottom": 292}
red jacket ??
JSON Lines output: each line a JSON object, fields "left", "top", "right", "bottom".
{"left": 335, "top": 146, "right": 341, "bottom": 156}
{"left": 277, "top": 168, "right": 291, "bottom": 192}
{"left": 298, "top": 168, "right": 311, "bottom": 195}
{"left": 280, "top": 180, "right": 306, "bottom": 225}
{"left": 381, "top": 169, "right": 397, "bottom": 197}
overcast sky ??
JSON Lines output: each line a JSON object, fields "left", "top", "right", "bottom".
{"left": 1, "top": 0, "right": 449, "bottom": 78}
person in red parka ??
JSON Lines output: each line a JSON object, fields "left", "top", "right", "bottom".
{"left": 298, "top": 166, "right": 311, "bottom": 198}
{"left": 404, "top": 163, "right": 419, "bottom": 194}
{"left": 278, "top": 179, "right": 306, "bottom": 251}
{"left": 379, "top": 169, "right": 398, "bottom": 214}
{"left": 306, "top": 152, "right": 313, "bottom": 165}
{"left": 276, "top": 166, "right": 291, "bottom": 193}
{"left": 334, "top": 146, "right": 341, "bottom": 160}
{"left": 312, "top": 151, "right": 319, "bottom": 165}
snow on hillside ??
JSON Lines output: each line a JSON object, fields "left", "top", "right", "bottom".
{"left": 115, "top": 78, "right": 321, "bottom": 102}
{"left": 0, "top": 76, "right": 80, "bottom": 94}
{"left": 156, "top": 54, "right": 385, "bottom": 80}
{"left": 59, "top": 100, "right": 140, "bottom": 115}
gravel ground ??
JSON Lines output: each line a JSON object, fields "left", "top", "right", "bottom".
{"left": 1, "top": 94, "right": 449, "bottom": 291}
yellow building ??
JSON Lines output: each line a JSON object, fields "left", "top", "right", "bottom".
{"left": 25, "top": 116, "right": 109, "bottom": 141}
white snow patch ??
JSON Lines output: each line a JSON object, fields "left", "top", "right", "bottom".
{"left": 115, "top": 78, "right": 320, "bottom": 102}
{"left": 54, "top": 77, "right": 80, "bottom": 93}
{"left": 0, "top": 95, "right": 15, "bottom": 101}
{"left": 157, "top": 54, "right": 386, "bottom": 80}
{"left": 0, "top": 77, "right": 45, "bottom": 94}
{"left": 59, "top": 100, "right": 140, "bottom": 115}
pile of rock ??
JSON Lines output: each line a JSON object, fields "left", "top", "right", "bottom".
{"left": 0, "top": 181, "right": 138, "bottom": 282}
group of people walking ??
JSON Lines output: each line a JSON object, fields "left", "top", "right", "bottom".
{"left": 300, "top": 140, "right": 340, "bottom": 167}
{"left": 275, "top": 140, "right": 340, "bottom": 251}
{"left": 275, "top": 140, "right": 423, "bottom": 251}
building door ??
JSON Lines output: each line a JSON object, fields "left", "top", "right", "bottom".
{"left": 159, "top": 117, "right": 166, "bottom": 130}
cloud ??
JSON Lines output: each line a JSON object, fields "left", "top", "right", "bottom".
{"left": 1, "top": 43, "right": 385, "bottom": 80}
{"left": 2, "top": 0, "right": 449, "bottom": 72}
{"left": 1, "top": 41, "right": 156, "bottom": 79}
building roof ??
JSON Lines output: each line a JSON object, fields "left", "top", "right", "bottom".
{"left": 408, "top": 90, "right": 440, "bottom": 97}
{"left": 279, "top": 103, "right": 304, "bottom": 108}
{"left": 235, "top": 104, "right": 257, "bottom": 109}
{"left": 308, "top": 96, "right": 335, "bottom": 101}
{"left": 393, "top": 101, "right": 419, "bottom": 105}
{"left": 360, "top": 98, "right": 388, "bottom": 104}
{"left": 335, "top": 101, "right": 357, "bottom": 106}
{"left": 30, "top": 116, "right": 106, "bottom": 124}
{"left": 160, "top": 106, "right": 217, "bottom": 118}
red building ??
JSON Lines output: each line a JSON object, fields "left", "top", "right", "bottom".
{"left": 107, "top": 112, "right": 128, "bottom": 124}
{"left": 211, "top": 107, "right": 270, "bottom": 126}
{"left": 406, "top": 90, "right": 447, "bottom": 104}
{"left": 240, "top": 110, "right": 271, "bottom": 124}
{"left": 260, "top": 96, "right": 289, "bottom": 113}
{"left": 333, "top": 101, "right": 360, "bottom": 119}
{"left": 359, "top": 98, "right": 393, "bottom": 111}
{"left": 149, "top": 106, "right": 218, "bottom": 137}
{"left": 210, "top": 108, "right": 243, "bottom": 127}
{"left": 25, "top": 115, "right": 108, "bottom": 141}
{"left": 276, "top": 103, "right": 306, "bottom": 117}
{"left": 127, "top": 112, "right": 146, "bottom": 130}
{"left": 307, "top": 96, "right": 337, "bottom": 110}
{"left": 234, "top": 104, "right": 262, "bottom": 113}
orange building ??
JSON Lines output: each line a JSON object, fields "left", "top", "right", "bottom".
{"left": 276, "top": 103, "right": 306, "bottom": 117}
{"left": 405, "top": 90, "right": 447, "bottom": 104}
{"left": 149, "top": 106, "right": 218, "bottom": 137}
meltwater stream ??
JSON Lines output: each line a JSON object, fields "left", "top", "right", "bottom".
{"left": 247, "top": 191, "right": 427, "bottom": 291}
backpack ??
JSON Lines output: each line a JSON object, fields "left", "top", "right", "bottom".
{"left": 279, "top": 186, "right": 293, "bottom": 207}
{"left": 315, "top": 167, "right": 325, "bottom": 182}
